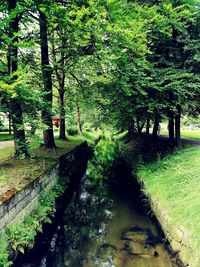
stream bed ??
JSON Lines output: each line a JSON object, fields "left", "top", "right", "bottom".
{"left": 14, "top": 169, "right": 177, "bottom": 267}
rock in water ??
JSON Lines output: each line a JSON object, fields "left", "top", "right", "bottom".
{"left": 124, "top": 240, "right": 146, "bottom": 255}
{"left": 154, "top": 251, "right": 159, "bottom": 257}
{"left": 121, "top": 231, "right": 148, "bottom": 242}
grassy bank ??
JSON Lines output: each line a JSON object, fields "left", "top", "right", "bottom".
{"left": 138, "top": 145, "right": 200, "bottom": 260}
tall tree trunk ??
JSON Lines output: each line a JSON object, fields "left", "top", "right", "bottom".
{"left": 168, "top": 111, "right": 175, "bottom": 144}
{"left": 8, "top": 0, "right": 28, "bottom": 156}
{"left": 146, "top": 117, "right": 150, "bottom": 135}
{"left": 136, "top": 116, "right": 145, "bottom": 134}
{"left": 136, "top": 116, "right": 140, "bottom": 133}
{"left": 8, "top": 111, "right": 12, "bottom": 134}
{"left": 76, "top": 104, "right": 82, "bottom": 133}
{"left": 175, "top": 105, "right": 181, "bottom": 146}
{"left": 38, "top": 9, "right": 55, "bottom": 149}
{"left": 128, "top": 121, "right": 135, "bottom": 136}
{"left": 59, "top": 89, "right": 66, "bottom": 140}
{"left": 152, "top": 116, "right": 159, "bottom": 139}
{"left": 138, "top": 123, "right": 145, "bottom": 134}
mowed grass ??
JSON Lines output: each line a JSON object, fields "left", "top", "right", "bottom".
{"left": 161, "top": 129, "right": 200, "bottom": 141}
{"left": 138, "top": 145, "right": 200, "bottom": 255}
{"left": 0, "top": 132, "right": 13, "bottom": 141}
{"left": 180, "top": 129, "right": 200, "bottom": 141}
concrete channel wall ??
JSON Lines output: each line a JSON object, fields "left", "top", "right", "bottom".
{"left": 0, "top": 142, "right": 89, "bottom": 233}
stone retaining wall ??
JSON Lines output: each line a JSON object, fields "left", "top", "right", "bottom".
{"left": 0, "top": 142, "right": 89, "bottom": 233}
{"left": 143, "top": 184, "right": 200, "bottom": 267}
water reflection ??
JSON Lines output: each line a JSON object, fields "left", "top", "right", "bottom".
{"left": 16, "top": 174, "right": 177, "bottom": 267}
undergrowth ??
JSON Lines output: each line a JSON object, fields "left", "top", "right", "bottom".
{"left": 87, "top": 130, "right": 125, "bottom": 196}
{"left": 0, "top": 184, "right": 64, "bottom": 267}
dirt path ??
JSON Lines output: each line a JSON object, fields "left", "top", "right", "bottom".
{"left": 0, "top": 140, "right": 14, "bottom": 150}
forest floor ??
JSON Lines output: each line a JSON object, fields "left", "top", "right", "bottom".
{"left": 129, "top": 136, "right": 200, "bottom": 264}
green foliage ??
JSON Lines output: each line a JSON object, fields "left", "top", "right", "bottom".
{"left": 0, "top": 236, "right": 12, "bottom": 267}
{"left": 0, "top": 118, "right": 3, "bottom": 130}
{"left": 0, "top": 183, "right": 64, "bottom": 266}
{"left": 87, "top": 130, "right": 124, "bottom": 186}
{"left": 0, "top": 0, "right": 200, "bottom": 150}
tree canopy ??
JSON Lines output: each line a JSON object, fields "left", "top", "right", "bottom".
{"left": 0, "top": 0, "right": 200, "bottom": 155}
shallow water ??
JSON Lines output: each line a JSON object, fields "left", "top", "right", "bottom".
{"left": 14, "top": 174, "right": 177, "bottom": 267}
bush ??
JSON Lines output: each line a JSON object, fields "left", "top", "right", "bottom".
{"left": 87, "top": 131, "right": 124, "bottom": 188}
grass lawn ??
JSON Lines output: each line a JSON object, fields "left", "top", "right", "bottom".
{"left": 0, "top": 132, "right": 13, "bottom": 141}
{"left": 161, "top": 129, "right": 200, "bottom": 141}
{"left": 180, "top": 129, "right": 200, "bottom": 140}
{"left": 138, "top": 145, "right": 200, "bottom": 259}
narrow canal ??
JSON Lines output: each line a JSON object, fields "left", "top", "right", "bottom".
{"left": 14, "top": 163, "right": 177, "bottom": 267}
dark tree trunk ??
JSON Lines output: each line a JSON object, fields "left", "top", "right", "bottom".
{"left": 136, "top": 116, "right": 145, "bottom": 134}
{"left": 138, "top": 123, "right": 145, "bottom": 134}
{"left": 146, "top": 118, "right": 150, "bottom": 135}
{"left": 50, "top": 29, "right": 67, "bottom": 140}
{"left": 38, "top": 9, "right": 56, "bottom": 149}
{"left": 8, "top": 111, "right": 12, "bottom": 134}
{"left": 128, "top": 121, "right": 135, "bottom": 136}
{"left": 136, "top": 116, "right": 140, "bottom": 133}
{"left": 175, "top": 105, "right": 181, "bottom": 146}
{"left": 152, "top": 116, "right": 159, "bottom": 139}
{"left": 168, "top": 111, "right": 175, "bottom": 144}
{"left": 59, "top": 89, "right": 66, "bottom": 140}
{"left": 10, "top": 101, "right": 28, "bottom": 156}
{"left": 8, "top": 0, "right": 28, "bottom": 156}
{"left": 76, "top": 104, "right": 82, "bottom": 133}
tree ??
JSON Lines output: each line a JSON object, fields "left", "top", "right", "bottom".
{"left": 36, "top": 0, "right": 56, "bottom": 149}
{"left": 7, "top": 0, "right": 29, "bottom": 156}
